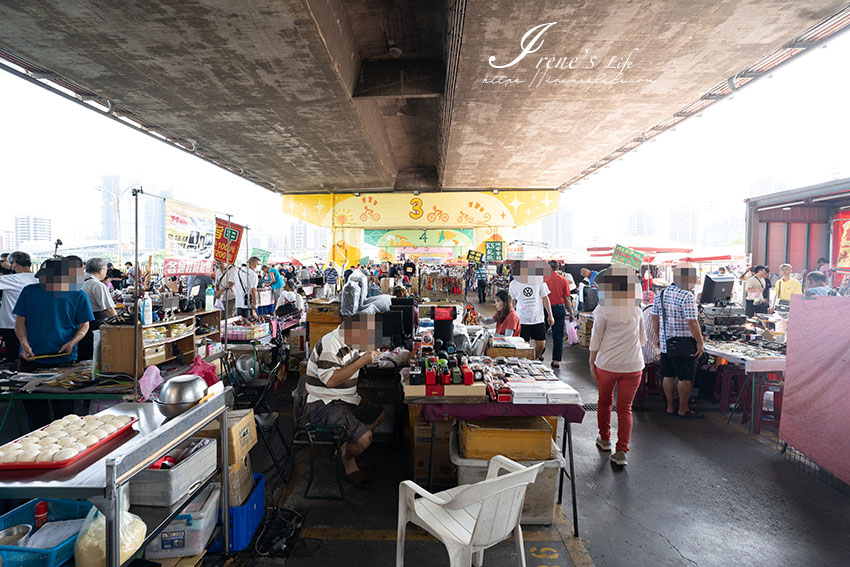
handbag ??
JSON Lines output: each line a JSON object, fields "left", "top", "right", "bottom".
{"left": 660, "top": 288, "right": 697, "bottom": 357}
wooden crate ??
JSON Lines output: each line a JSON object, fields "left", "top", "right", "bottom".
{"left": 101, "top": 313, "right": 198, "bottom": 375}
{"left": 459, "top": 417, "right": 552, "bottom": 461}
{"left": 486, "top": 346, "right": 535, "bottom": 359}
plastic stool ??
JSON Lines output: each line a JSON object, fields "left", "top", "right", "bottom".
{"left": 742, "top": 377, "right": 784, "bottom": 435}
{"left": 719, "top": 366, "right": 747, "bottom": 412}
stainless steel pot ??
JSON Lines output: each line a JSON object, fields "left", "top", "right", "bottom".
{"left": 155, "top": 374, "right": 208, "bottom": 419}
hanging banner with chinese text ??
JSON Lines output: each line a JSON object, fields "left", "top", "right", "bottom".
{"left": 485, "top": 240, "right": 504, "bottom": 262}
{"left": 214, "top": 218, "right": 244, "bottom": 264}
{"left": 164, "top": 200, "right": 215, "bottom": 275}
{"left": 611, "top": 244, "right": 644, "bottom": 270}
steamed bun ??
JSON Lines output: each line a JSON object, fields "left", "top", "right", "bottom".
{"left": 0, "top": 451, "right": 20, "bottom": 463}
{"left": 80, "top": 435, "right": 99, "bottom": 447}
{"left": 113, "top": 415, "right": 133, "bottom": 426}
{"left": 36, "top": 450, "right": 59, "bottom": 462}
{"left": 100, "top": 423, "right": 118, "bottom": 435}
{"left": 53, "top": 448, "right": 79, "bottom": 462}
{"left": 89, "top": 429, "right": 109, "bottom": 441}
{"left": 16, "top": 450, "right": 40, "bottom": 462}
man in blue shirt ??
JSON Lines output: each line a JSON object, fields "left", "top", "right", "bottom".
{"left": 804, "top": 271, "right": 835, "bottom": 296}
{"left": 14, "top": 257, "right": 94, "bottom": 371}
{"left": 580, "top": 267, "right": 599, "bottom": 287}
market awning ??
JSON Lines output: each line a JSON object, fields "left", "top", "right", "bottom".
{"left": 0, "top": 1, "right": 847, "bottom": 194}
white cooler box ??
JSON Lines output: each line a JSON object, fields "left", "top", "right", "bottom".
{"left": 129, "top": 437, "right": 217, "bottom": 506}
{"left": 449, "top": 433, "right": 565, "bottom": 525}
{"left": 144, "top": 482, "right": 221, "bottom": 559}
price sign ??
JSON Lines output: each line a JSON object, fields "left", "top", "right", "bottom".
{"left": 611, "top": 244, "right": 644, "bottom": 270}
{"left": 484, "top": 240, "right": 504, "bottom": 262}
{"left": 467, "top": 250, "right": 484, "bottom": 263}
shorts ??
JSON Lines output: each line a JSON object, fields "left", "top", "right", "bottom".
{"left": 520, "top": 322, "right": 546, "bottom": 341}
{"left": 305, "top": 398, "right": 384, "bottom": 443}
{"left": 659, "top": 352, "right": 696, "bottom": 382}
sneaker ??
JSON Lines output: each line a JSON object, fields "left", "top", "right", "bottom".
{"left": 610, "top": 451, "right": 628, "bottom": 466}
{"left": 595, "top": 437, "right": 612, "bottom": 451}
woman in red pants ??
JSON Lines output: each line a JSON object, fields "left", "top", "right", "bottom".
{"left": 588, "top": 266, "right": 646, "bottom": 466}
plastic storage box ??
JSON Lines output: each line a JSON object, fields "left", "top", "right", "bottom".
{"left": 449, "top": 433, "right": 565, "bottom": 525}
{"left": 210, "top": 473, "right": 264, "bottom": 552}
{"left": 144, "top": 483, "right": 221, "bottom": 560}
{"left": 129, "top": 437, "right": 217, "bottom": 506}
{"left": 0, "top": 499, "right": 92, "bottom": 567}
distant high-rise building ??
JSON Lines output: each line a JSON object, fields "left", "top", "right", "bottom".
{"left": 540, "top": 210, "right": 573, "bottom": 250}
{"left": 15, "top": 216, "right": 51, "bottom": 246}
{"left": 627, "top": 210, "right": 655, "bottom": 238}
{"left": 100, "top": 176, "right": 168, "bottom": 253}
{"left": 668, "top": 209, "right": 698, "bottom": 246}
{"left": 0, "top": 231, "right": 14, "bottom": 251}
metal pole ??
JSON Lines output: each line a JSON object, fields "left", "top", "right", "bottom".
{"left": 220, "top": 411, "right": 231, "bottom": 554}
{"left": 132, "top": 187, "right": 144, "bottom": 401}
{"left": 223, "top": 215, "right": 232, "bottom": 355}
{"left": 244, "top": 226, "right": 250, "bottom": 264}
{"left": 116, "top": 195, "right": 122, "bottom": 266}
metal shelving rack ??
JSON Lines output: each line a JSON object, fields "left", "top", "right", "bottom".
{"left": 0, "top": 389, "right": 232, "bottom": 565}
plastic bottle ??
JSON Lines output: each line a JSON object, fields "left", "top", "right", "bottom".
{"left": 205, "top": 286, "right": 215, "bottom": 312}
{"left": 140, "top": 294, "right": 152, "bottom": 325}
{"left": 35, "top": 501, "right": 47, "bottom": 528}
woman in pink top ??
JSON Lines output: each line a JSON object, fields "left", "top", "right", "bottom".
{"left": 589, "top": 267, "right": 646, "bottom": 467}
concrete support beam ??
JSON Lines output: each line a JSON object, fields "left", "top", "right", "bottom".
{"left": 353, "top": 59, "right": 445, "bottom": 99}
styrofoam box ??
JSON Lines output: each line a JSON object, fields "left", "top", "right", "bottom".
{"left": 144, "top": 482, "right": 221, "bottom": 560}
{"left": 449, "top": 433, "right": 565, "bottom": 525}
{"left": 129, "top": 437, "right": 217, "bottom": 506}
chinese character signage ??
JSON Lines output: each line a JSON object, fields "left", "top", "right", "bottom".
{"left": 611, "top": 244, "right": 644, "bottom": 270}
{"left": 467, "top": 250, "right": 484, "bottom": 263}
{"left": 484, "top": 240, "right": 504, "bottom": 262}
{"left": 214, "top": 218, "right": 244, "bottom": 263}
{"left": 164, "top": 200, "right": 216, "bottom": 275}
{"left": 251, "top": 248, "right": 270, "bottom": 263}
{"left": 505, "top": 245, "right": 524, "bottom": 260}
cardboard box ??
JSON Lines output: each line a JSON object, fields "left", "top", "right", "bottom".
{"left": 443, "top": 383, "right": 488, "bottom": 397}
{"left": 412, "top": 418, "right": 455, "bottom": 485}
{"left": 289, "top": 325, "right": 307, "bottom": 354}
{"left": 306, "top": 298, "right": 342, "bottom": 323}
{"left": 380, "top": 277, "right": 395, "bottom": 294}
{"left": 459, "top": 417, "right": 552, "bottom": 461}
{"left": 195, "top": 409, "right": 257, "bottom": 465}
{"left": 486, "top": 346, "right": 535, "bottom": 359}
{"left": 227, "top": 454, "right": 254, "bottom": 506}
{"left": 144, "top": 344, "right": 167, "bottom": 366}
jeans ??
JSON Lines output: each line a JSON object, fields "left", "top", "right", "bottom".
{"left": 550, "top": 304, "right": 567, "bottom": 361}
{"left": 477, "top": 279, "right": 487, "bottom": 303}
{"left": 596, "top": 366, "right": 642, "bottom": 452}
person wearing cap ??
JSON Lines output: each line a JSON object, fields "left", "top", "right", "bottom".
{"left": 0, "top": 251, "right": 37, "bottom": 362}
{"left": 14, "top": 257, "right": 94, "bottom": 371}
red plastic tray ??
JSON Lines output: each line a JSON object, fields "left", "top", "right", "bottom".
{"left": 0, "top": 413, "right": 139, "bottom": 470}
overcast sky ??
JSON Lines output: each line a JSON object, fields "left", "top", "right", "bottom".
{"left": 1, "top": 27, "right": 849, "bottom": 248}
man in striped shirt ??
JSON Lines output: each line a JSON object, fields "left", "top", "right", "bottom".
{"left": 305, "top": 313, "right": 384, "bottom": 487}
{"left": 474, "top": 263, "right": 489, "bottom": 304}
{"left": 323, "top": 262, "right": 339, "bottom": 297}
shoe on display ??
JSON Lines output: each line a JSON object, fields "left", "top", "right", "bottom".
{"left": 610, "top": 451, "right": 628, "bottom": 466}
{"left": 595, "top": 437, "right": 612, "bottom": 451}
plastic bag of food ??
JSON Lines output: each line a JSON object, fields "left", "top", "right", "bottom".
{"left": 74, "top": 487, "right": 146, "bottom": 567}
{"left": 348, "top": 268, "right": 368, "bottom": 306}
{"left": 340, "top": 280, "right": 361, "bottom": 316}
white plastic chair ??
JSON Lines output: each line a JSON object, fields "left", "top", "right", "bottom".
{"left": 397, "top": 455, "right": 543, "bottom": 567}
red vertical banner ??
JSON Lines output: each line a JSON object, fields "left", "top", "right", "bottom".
{"left": 214, "top": 218, "right": 244, "bottom": 263}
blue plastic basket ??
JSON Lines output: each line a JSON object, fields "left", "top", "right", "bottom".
{"left": 210, "top": 473, "right": 264, "bottom": 553}
{"left": 0, "top": 499, "right": 93, "bottom": 567}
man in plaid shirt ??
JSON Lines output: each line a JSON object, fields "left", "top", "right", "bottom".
{"left": 650, "top": 264, "right": 704, "bottom": 419}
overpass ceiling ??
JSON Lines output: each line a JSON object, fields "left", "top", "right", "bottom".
{"left": 0, "top": 0, "right": 846, "bottom": 194}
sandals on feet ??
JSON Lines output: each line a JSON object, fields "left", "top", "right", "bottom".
{"left": 677, "top": 410, "right": 704, "bottom": 420}
{"left": 346, "top": 470, "right": 371, "bottom": 489}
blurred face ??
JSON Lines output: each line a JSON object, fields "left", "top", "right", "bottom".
{"left": 580, "top": 268, "right": 590, "bottom": 278}
{"left": 39, "top": 259, "right": 84, "bottom": 293}
{"left": 780, "top": 265, "right": 792, "bottom": 277}
{"left": 515, "top": 260, "right": 549, "bottom": 284}
{"left": 248, "top": 259, "right": 260, "bottom": 270}
{"left": 673, "top": 265, "right": 698, "bottom": 290}
{"left": 495, "top": 296, "right": 506, "bottom": 311}
{"left": 341, "top": 314, "right": 381, "bottom": 350}
{"left": 597, "top": 266, "right": 640, "bottom": 309}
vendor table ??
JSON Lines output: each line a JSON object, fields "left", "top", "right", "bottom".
{"left": 703, "top": 344, "right": 786, "bottom": 434}
{"left": 419, "top": 402, "right": 585, "bottom": 537}
{"left": 0, "top": 389, "right": 232, "bottom": 566}
{"left": 0, "top": 390, "right": 134, "bottom": 437}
